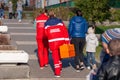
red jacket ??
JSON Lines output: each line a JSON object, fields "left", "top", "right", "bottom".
{"left": 36, "top": 13, "right": 48, "bottom": 39}
{"left": 45, "top": 23, "right": 70, "bottom": 50}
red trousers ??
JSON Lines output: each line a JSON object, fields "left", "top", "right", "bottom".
{"left": 37, "top": 38, "right": 49, "bottom": 67}
{"left": 51, "top": 49, "right": 62, "bottom": 75}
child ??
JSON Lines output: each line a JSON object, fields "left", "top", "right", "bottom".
{"left": 8, "top": 1, "right": 13, "bottom": 19}
{"left": 96, "top": 38, "right": 120, "bottom": 80}
{"left": 86, "top": 26, "right": 99, "bottom": 70}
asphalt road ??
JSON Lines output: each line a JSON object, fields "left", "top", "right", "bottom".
{"left": 1, "top": 19, "right": 90, "bottom": 80}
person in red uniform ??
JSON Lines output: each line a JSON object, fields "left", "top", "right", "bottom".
{"left": 35, "top": 9, "right": 49, "bottom": 69}
{"left": 45, "top": 11, "right": 70, "bottom": 77}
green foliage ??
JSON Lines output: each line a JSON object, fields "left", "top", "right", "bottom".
{"left": 109, "top": 0, "right": 120, "bottom": 8}
{"left": 33, "top": 7, "right": 74, "bottom": 21}
{"left": 23, "top": 6, "right": 34, "bottom": 11}
{"left": 22, "top": 12, "right": 26, "bottom": 19}
{"left": 33, "top": 8, "right": 43, "bottom": 20}
{"left": 109, "top": 0, "right": 116, "bottom": 7}
{"left": 48, "top": 6, "right": 74, "bottom": 20}
{"left": 10, "top": 0, "right": 17, "bottom": 12}
{"left": 94, "top": 43, "right": 102, "bottom": 61}
{"left": 95, "top": 25, "right": 120, "bottom": 34}
{"left": 110, "top": 9, "right": 120, "bottom": 21}
{"left": 73, "top": 0, "right": 111, "bottom": 22}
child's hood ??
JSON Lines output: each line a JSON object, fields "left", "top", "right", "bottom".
{"left": 88, "top": 34, "right": 97, "bottom": 40}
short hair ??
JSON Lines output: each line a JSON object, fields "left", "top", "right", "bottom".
{"left": 48, "top": 11, "right": 55, "bottom": 18}
{"left": 87, "top": 27, "right": 94, "bottom": 34}
{"left": 89, "top": 24, "right": 95, "bottom": 29}
{"left": 108, "top": 38, "right": 120, "bottom": 56}
{"left": 76, "top": 10, "right": 82, "bottom": 16}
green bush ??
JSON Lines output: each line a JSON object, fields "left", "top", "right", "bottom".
{"left": 22, "top": 12, "right": 26, "bottom": 19}
{"left": 110, "top": 8, "right": 120, "bottom": 21}
{"left": 33, "top": 7, "right": 74, "bottom": 21}
{"left": 23, "top": 6, "right": 34, "bottom": 11}
{"left": 33, "top": 8, "right": 43, "bottom": 20}
{"left": 95, "top": 25, "right": 120, "bottom": 34}
{"left": 48, "top": 6, "right": 74, "bottom": 21}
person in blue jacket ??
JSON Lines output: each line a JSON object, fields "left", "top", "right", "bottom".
{"left": 68, "top": 10, "right": 88, "bottom": 72}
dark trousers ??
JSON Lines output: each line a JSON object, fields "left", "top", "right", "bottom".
{"left": 71, "top": 37, "right": 85, "bottom": 66}
{"left": 9, "top": 13, "right": 13, "bottom": 19}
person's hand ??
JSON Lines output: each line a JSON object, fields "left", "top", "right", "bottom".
{"left": 102, "top": 42, "right": 110, "bottom": 54}
{"left": 105, "top": 48, "right": 109, "bottom": 54}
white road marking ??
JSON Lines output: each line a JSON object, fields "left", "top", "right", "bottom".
{"left": 4, "top": 23, "right": 30, "bottom": 24}
{"left": 29, "top": 54, "right": 38, "bottom": 60}
{"left": 16, "top": 41, "right": 37, "bottom": 45}
{"left": 10, "top": 33, "right": 36, "bottom": 35}
{"left": 8, "top": 27, "right": 34, "bottom": 29}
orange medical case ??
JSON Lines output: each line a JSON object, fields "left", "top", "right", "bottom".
{"left": 59, "top": 44, "right": 75, "bottom": 58}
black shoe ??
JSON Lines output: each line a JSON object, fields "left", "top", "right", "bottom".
{"left": 80, "top": 65, "right": 85, "bottom": 70}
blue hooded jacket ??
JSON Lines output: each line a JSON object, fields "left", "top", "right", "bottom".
{"left": 68, "top": 16, "right": 88, "bottom": 38}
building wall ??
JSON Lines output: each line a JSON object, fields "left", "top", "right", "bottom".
{"left": 35, "top": 0, "right": 60, "bottom": 8}
{"left": 35, "top": 0, "right": 41, "bottom": 8}
{"left": 45, "top": 0, "right": 71, "bottom": 6}
{"left": 46, "top": 0, "right": 59, "bottom": 6}
{"left": 27, "top": 0, "right": 30, "bottom": 6}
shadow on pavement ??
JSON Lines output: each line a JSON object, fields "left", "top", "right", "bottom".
{"left": 34, "top": 49, "right": 100, "bottom": 70}
{"left": 48, "top": 53, "right": 76, "bottom": 72}
{"left": 34, "top": 48, "right": 75, "bottom": 69}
